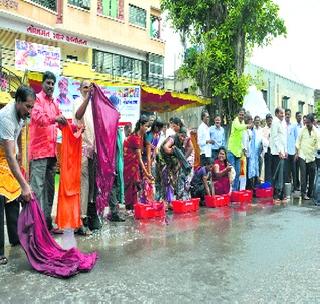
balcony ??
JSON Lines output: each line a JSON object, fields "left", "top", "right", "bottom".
{"left": 1, "top": 45, "right": 164, "bottom": 89}
{"left": 68, "top": 0, "right": 90, "bottom": 10}
{"left": 30, "top": 0, "right": 57, "bottom": 11}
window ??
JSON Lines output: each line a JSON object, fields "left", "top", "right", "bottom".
{"left": 129, "top": 4, "right": 146, "bottom": 28}
{"left": 68, "top": 0, "right": 90, "bottom": 10}
{"left": 282, "top": 96, "right": 290, "bottom": 109}
{"left": 92, "top": 50, "right": 147, "bottom": 82}
{"left": 308, "top": 104, "right": 313, "bottom": 114}
{"left": 298, "top": 101, "right": 305, "bottom": 113}
{"left": 99, "top": 0, "right": 119, "bottom": 18}
{"left": 150, "top": 15, "right": 161, "bottom": 39}
{"left": 148, "top": 54, "right": 164, "bottom": 88}
{"left": 66, "top": 55, "right": 78, "bottom": 61}
{"left": 261, "top": 89, "right": 268, "bottom": 107}
{"left": 30, "top": 0, "right": 56, "bottom": 11}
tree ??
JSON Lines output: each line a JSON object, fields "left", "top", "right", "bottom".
{"left": 161, "top": 0, "right": 287, "bottom": 121}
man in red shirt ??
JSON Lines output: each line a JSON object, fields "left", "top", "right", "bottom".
{"left": 29, "top": 71, "right": 67, "bottom": 231}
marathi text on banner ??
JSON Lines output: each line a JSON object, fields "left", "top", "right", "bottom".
{"left": 15, "top": 39, "right": 61, "bottom": 74}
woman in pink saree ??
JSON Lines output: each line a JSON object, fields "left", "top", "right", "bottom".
{"left": 212, "top": 147, "right": 233, "bottom": 195}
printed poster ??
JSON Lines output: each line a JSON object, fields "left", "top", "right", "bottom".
{"left": 53, "top": 76, "right": 140, "bottom": 125}
{"left": 15, "top": 39, "right": 61, "bottom": 74}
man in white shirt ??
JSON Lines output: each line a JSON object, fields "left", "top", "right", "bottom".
{"left": 294, "top": 111, "right": 303, "bottom": 190}
{"left": 284, "top": 109, "right": 299, "bottom": 192}
{"left": 197, "top": 111, "right": 213, "bottom": 166}
{"left": 73, "top": 80, "right": 99, "bottom": 234}
{"left": 209, "top": 115, "right": 226, "bottom": 161}
{"left": 261, "top": 114, "right": 273, "bottom": 182}
{"left": 270, "top": 107, "right": 287, "bottom": 201}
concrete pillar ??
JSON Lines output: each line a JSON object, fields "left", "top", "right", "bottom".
{"left": 57, "top": 0, "right": 63, "bottom": 24}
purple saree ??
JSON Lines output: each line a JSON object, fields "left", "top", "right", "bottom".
{"left": 91, "top": 84, "right": 120, "bottom": 214}
{"left": 18, "top": 198, "right": 98, "bottom": 278}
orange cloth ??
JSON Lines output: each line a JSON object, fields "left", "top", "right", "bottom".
{"left": 190, "top": 130, "right": 201, "bottom": 168}
{"left": 0, "top": 148, "right": 21, "bottom": 202}
{"left": 240, "top": 155, "right": 247, "bottom": 176}
{"left": 55, "top": 124, "right": 82, "bottom": 229}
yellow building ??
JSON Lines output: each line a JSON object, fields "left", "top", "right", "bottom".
{"left": 0, "top": 0, "right": 168, "bottom": 172}
{"left": 0, "top": 0, "right": 165, "bottom": 89}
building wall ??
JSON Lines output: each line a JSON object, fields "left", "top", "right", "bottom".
{"left": 160, "top": 64, "right": 317, "bottom": 129}
{"left": 158, "top": 78, "right": 204, "bottom": 129}
{"left": 0, "top": 0, "right": 165, "bottom": 85}
{"left": 59, "top": 0, "right": 164, "bottom": 56}
{"left": 0, "top": 1, "right": 57, "bottom": 27}
{"left": 245, "top": 64, "right": 315, "bottom": 115}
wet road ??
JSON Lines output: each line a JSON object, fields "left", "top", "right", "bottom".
{"left": 1, "top": 199, "right": 320, "bottom": 303}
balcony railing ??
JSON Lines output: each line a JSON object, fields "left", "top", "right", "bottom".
{"left": 68, "top": 0, "right": 90, "bottom": 10}
{"left": 1, "top": 47, "right": 164, "bottom": 89}
{"left": 30, "top": 0, "right": 57, "bottom": 11}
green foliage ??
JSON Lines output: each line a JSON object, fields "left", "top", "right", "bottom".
{"left": 250, "top": 68, "right": 267, "bottom": 91}
{"left": 161, "top": 0, "right": 286, "bottom": 119}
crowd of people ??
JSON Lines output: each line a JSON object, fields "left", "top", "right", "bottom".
{"left": 0, "top": 70, "right": 319, "bottom": 266}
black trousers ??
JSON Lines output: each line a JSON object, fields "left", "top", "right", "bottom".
{"left": 295, "top": 157, "right": 301, "bottom": 189}
{"left": 109, "top": 178, "right": 120, "bottom": 216}
{"left": 88, "top": 155, "right": 98, "bottom": 205}
{"left": 271, "top": 155, "right": 285, "bottom": 200}
{"left": 0, "top": 196, "right": 20, "bottom": 256}
{"left": 264, "top": 148, "right": 272, "bottom": 183}
{"left": 285, "top": 154, "right": 298, "bottom": 191}
{"left": 299, "top": 158, "right": 316, "bottom": 197}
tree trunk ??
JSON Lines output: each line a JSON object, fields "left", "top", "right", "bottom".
{"left": 234, "top": 29, "right": 246, "bottom": 77}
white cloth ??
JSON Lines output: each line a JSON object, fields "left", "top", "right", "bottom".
{"left": 261, "top": 126, "right": 271, "bottom": 155}
{"left": 73, "top": 96, "right": 95, "bottom": 152}
{"left": 254, "top": 127, "right": 263, "bottom": 147}
{"left": 197, "top": 121, "right": 212, "bottom": 158}
{"left": 242, "top": 129, "right": 252, "bottom": 157}
{"left": 166, "top": 128, "right": 175, "bottom": 138}
{"left": 270, "top": 116, "right": 287, "bottom": 156}
{"left": 157, "top": 131, "right": 166, "bottom": 148}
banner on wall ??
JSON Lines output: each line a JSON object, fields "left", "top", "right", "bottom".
{"left": 15, "top": 39, "right": 61, "bottom": 74}
{"left": 53, "top": 76, "right": 140, "bottom": 126}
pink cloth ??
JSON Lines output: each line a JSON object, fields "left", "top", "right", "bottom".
{"left": 91, "top": 84, "right": 120, "bottom": 214}
{"left": 18, "top": 198, "right": 98, "bottom": 278}
{"left": 28, "top": 90, "right": 61, "bottom": 161}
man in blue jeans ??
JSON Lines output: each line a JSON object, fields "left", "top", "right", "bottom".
{"left": 227, "top": 108, "right": 252, "bottom": 191}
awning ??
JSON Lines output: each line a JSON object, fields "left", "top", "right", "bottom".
{"left": 27, "top": 73, "right": 210, "bottom": 112}
{"left": 0, "top": 92, "right": 12, "bottom": 104}
{"left": 141, "top": 86, "right": 210, "bottom": 113}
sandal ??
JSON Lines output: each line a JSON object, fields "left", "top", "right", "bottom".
{"left": 0, "top": 256, "right": 8, "bottom": 265}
